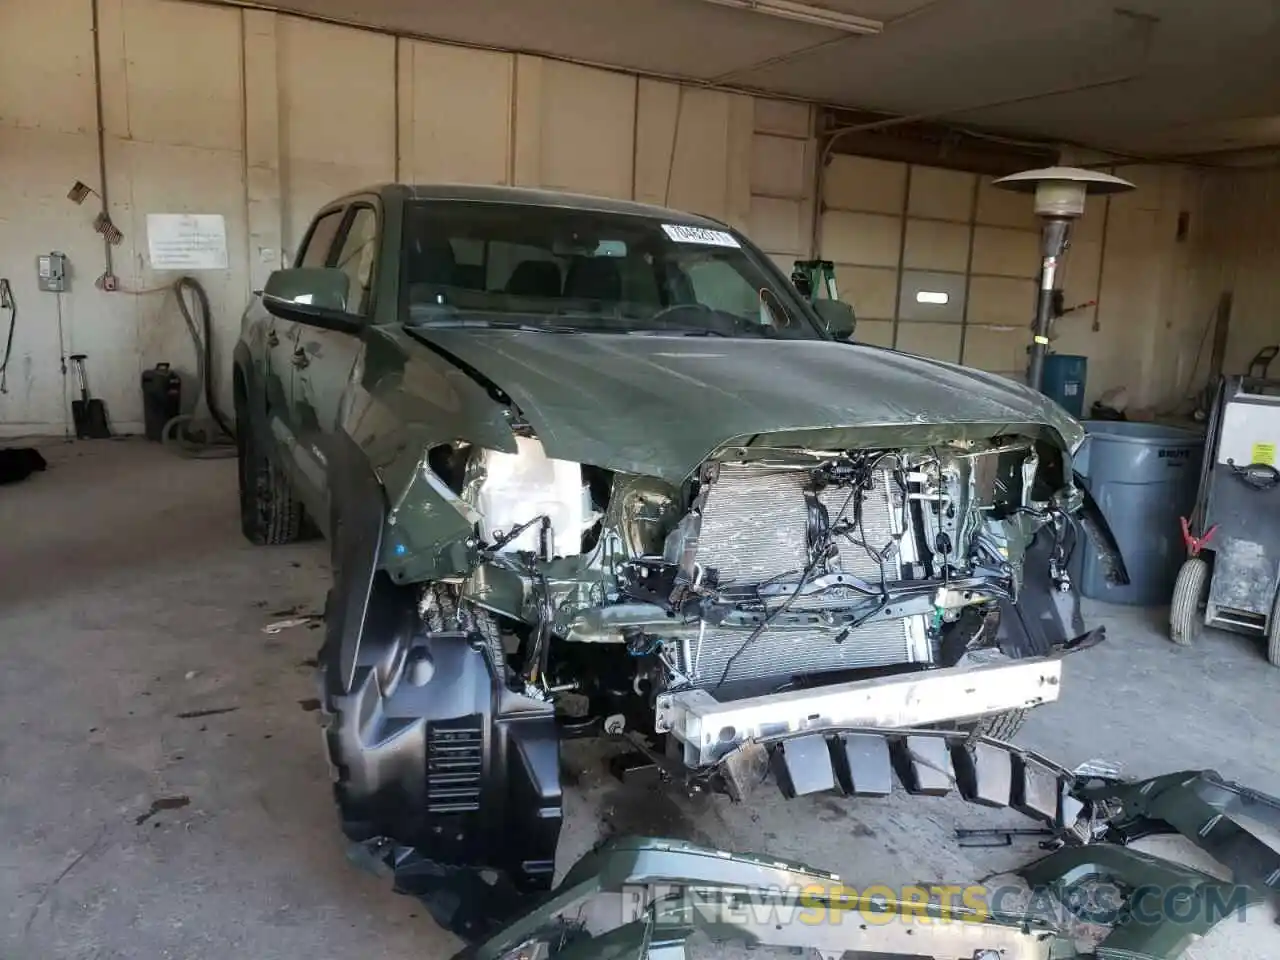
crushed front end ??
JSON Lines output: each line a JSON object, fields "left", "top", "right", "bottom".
{"left": 319, "top": 413, "right": 1126, "bottom": 891}
{"left": 385, "top": 429, "right": 1110, "bottom": 759}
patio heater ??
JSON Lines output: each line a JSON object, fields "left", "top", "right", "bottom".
{"left": 992, "top": 167, "right": 1134, "bottom": 391}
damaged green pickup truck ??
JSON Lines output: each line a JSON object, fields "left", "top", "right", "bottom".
{"left": 232, "top": 184, "right": 1126, "bottom": 890}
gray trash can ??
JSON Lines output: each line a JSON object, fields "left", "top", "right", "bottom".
{"left": 1074, "top": 421, "right": 1205, "bottom": 606}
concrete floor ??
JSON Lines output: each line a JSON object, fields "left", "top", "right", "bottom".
{"left": 3, "top": 439, "right": 1279, "bottom": 959}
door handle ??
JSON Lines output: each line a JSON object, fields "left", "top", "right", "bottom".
{"left": 291, "top": 348, "right": 310, "bottom": 369}
{"left": 267, "top": 330, "right": 279, "bottom": 347}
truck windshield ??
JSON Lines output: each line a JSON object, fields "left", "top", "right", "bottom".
{"left": 400, "top": 200, "right": 823, "bottom": 339}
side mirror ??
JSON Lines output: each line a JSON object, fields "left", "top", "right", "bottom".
{"left": 813, "top": 299, "right": 856, "bottom": 341}
{"left": 262, "top": 268, "right": 361, "bottom": 334}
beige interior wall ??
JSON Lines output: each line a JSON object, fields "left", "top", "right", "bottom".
{"left": 747, "top": 99, "right": 815, "bottom": 272}
{"left": 514, "top": 58, "right": 637, "bottom": 200}
{"left": 277, "top": 18, "right": 396, "bottom": 258}
{"left": 634, "top": 82, "right": 756, "bottom": 227}
{"left": 0, "top": 0, "right": 814, "bottom": 435}
{"left": 1043, "top": 161, "right": 1204, "bottom": 412}
{"left": 816, "top": 146, "right": 1269, "bottom": 415}
{"left": 399, "top": 42, "right": 513, "bottom": 189}
{"left": 0, "top": 0, "right": 110, "bottom": 433}
{"left": 9, "top": 0, "right": 1263, "bottom": 434}
{"left": 1010, "top": 161, "right": 1280, "bottom": 415}
{"left": 1188, "top": 167, "right": 1280, "bottom": 388}
{"left": 818, "top": 154, "right": 1042, "bottom": 375}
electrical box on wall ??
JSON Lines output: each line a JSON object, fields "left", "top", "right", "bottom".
{"left": 37, "top": 252, "right": 69, "bottom": 293}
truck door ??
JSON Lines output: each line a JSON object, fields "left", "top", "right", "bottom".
{"left": 267, "top": 205, "right": 347, "bottom": 486}
{"left": 291, "top": 201, "right": 380, "bottom": 525}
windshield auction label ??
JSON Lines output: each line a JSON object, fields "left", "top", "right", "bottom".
{"left": 662, "top": 224, "right": 740, "bottom": 248}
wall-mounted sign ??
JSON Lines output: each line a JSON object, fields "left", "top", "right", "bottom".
{"left": 146, "top": 213, "right": 228, "bottom": 270}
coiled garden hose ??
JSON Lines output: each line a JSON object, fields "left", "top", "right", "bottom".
{"left": 162, "top": 276, "right": 237, "bottom": 459}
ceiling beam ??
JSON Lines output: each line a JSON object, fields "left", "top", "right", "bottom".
{"left": 821, "top": 108, "right": 1057, "bottom": 176}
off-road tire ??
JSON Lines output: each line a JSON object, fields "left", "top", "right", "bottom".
{"left": 1170, "top": 556, "right": 1207, "bottom": 646}
{"left": 965, "top": 708, "right": 1027, "bottom": 743}
{"left": 317, "top": 587, "right": 370, "bottom": 842}
{"left": 935, "top": 707, "right": 1027, "bottom": 744}
{"left": 236, "top": 402, "right": 303, "bottom": 545}
{"left": 1267, "top": 589, "right": 1280, "bottom": 667}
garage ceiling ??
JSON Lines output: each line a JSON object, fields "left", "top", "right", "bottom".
{"left": 249, "top": 0, "right": 1280, "bottom": 157}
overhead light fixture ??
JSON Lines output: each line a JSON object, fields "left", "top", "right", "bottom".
{"left": 697, "top": 0, "right": 883, "bottom": 35}
{"left": 916, "top": 291, "right": 949, "bottom": 305}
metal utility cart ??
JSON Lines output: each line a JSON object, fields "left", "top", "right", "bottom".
{"left": 1171, "top": 372, "right": 1280, "bottom": 664}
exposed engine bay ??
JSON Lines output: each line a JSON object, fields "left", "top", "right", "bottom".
{"left": 421, "top": 431, "right": 1085, "bottom": 739}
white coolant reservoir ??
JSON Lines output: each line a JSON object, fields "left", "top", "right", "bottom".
{"left": 475, "top": 437, "right": 588, "bottom": 556}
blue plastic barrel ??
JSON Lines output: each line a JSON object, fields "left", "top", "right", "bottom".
{"left": 1073, "top": 421, "right": 1205, "bottom": 606}
{"left": 1041, "top": 354, "right": 1088, "bottom": 417}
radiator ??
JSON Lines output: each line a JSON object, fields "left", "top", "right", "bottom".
{"left": 678, "top": 464, "right": 931, "bottom": 686}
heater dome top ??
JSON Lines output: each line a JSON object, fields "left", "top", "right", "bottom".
{"left": 992, "top": 166, "right": 1135, "bottom": 195}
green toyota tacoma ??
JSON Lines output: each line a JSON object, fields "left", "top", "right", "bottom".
{"left": 232, "top": 183, "right": 1127, "bottom": 892}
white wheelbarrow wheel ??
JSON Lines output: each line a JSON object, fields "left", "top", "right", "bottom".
{"left": 1169, "top": 557, "right": 1207, "bottom": 646}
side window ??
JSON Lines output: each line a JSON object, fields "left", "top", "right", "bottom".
{"left": 296, "top": 210, "right": 344, "bottom": 268}
{"left": 330, "top": 206, "right": 379, "bottom": 317}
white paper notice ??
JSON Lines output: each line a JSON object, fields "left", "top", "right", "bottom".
{"left": 146, "top": 214, "right": 229, "bottom": 270}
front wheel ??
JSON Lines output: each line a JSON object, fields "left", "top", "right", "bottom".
{"left": 963, "top": 709, "right": 1026, "bottom": 743}
{"left": 1169, "top": 556, "right": 1207, "bottom": 646}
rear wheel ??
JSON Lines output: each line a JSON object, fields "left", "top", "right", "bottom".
{"left": 1170, "top": 557, "right": 1207, "bottom": 646}
{"left": 235, "top": 391, "right": 303, "bottom": 545}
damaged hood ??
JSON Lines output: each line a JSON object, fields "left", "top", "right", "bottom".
{"left": 409, "top": 327, "right": 1084, "bottom": 480}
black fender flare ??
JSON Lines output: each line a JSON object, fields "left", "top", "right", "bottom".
{"left": 324, "top": 428, "right": 400, "bottom": 695}
{"left": 232, "top": 341, "right": 260, "bottom": 423}
{"left": 320, "top": 431, "right": 563, "bottom": 893}
{"left": 231, "top": 340, "right": 274, "bottom": 460}
{"left": 1073, "top": 471, "right": 1130, "bottom": 587}
{"left": 996, "top": 529, "right": 1080, "bottom": 657}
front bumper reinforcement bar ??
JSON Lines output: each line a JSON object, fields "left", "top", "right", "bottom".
{"left": 656, "top": 656, "right": 1062, "bottom": 768}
